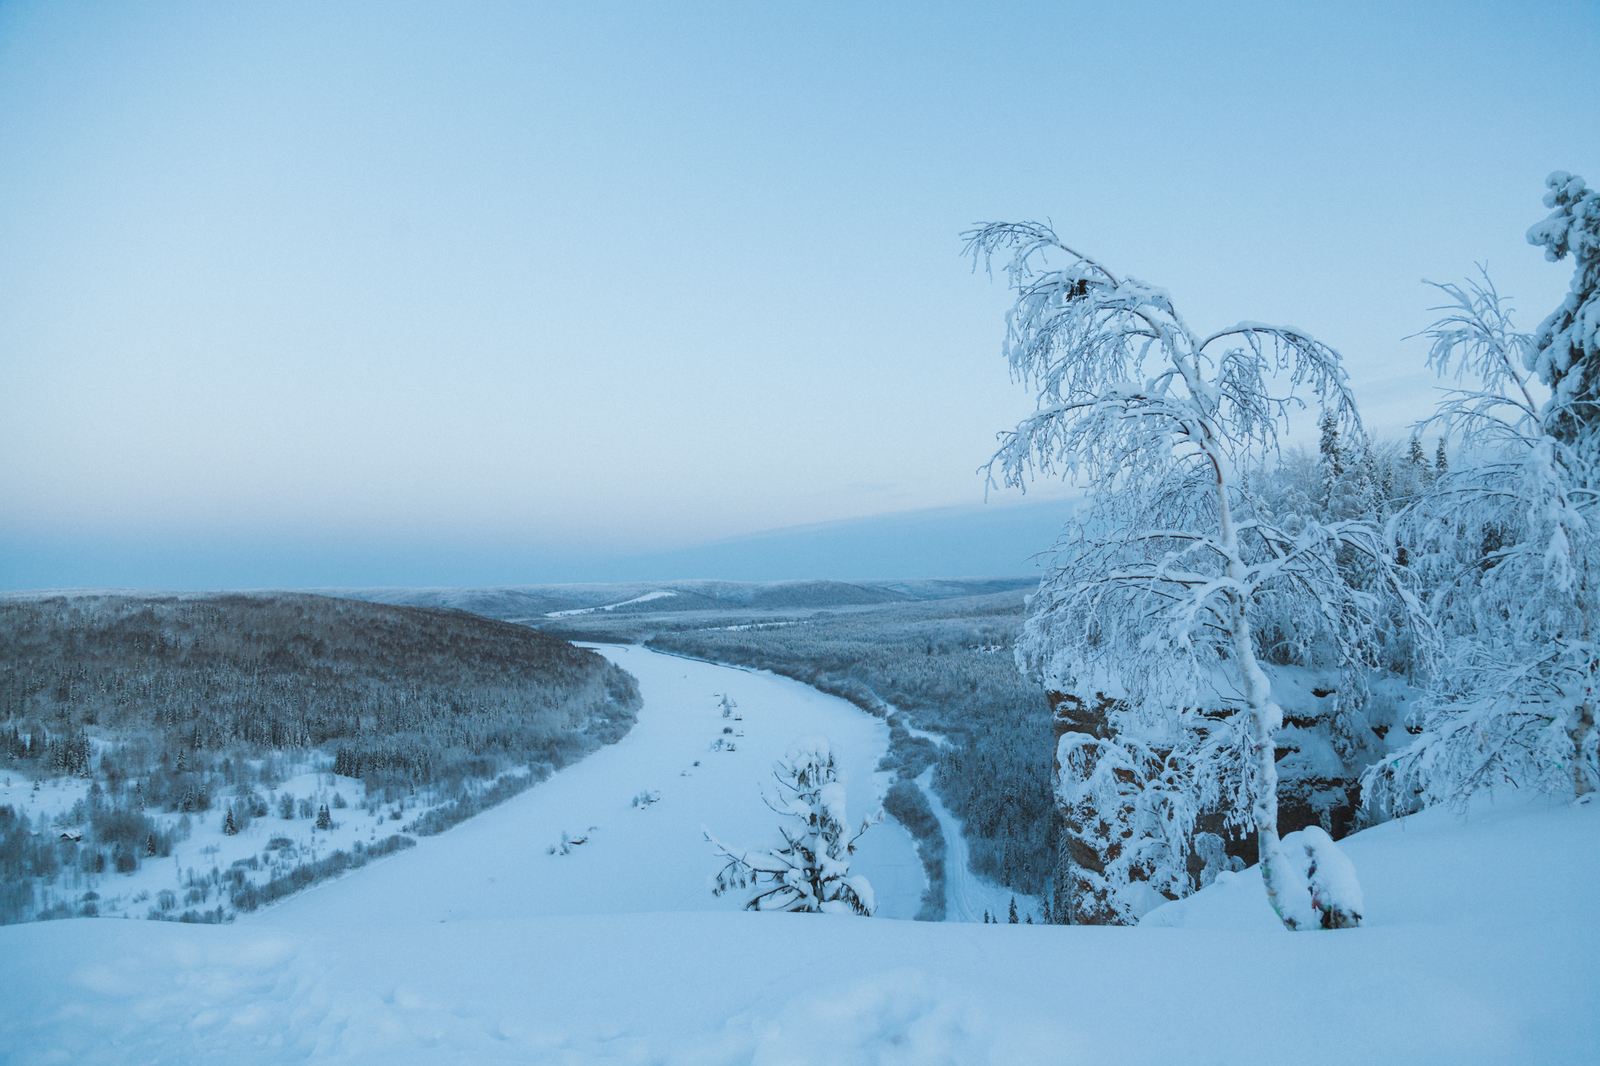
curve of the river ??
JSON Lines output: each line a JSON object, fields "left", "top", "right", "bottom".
{"left": 256, "top": 643, "right": 924, "bottom": 926}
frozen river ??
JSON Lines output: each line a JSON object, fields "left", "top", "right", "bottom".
{"left": 256, "top": 643, "right": 926, "bottom": 926}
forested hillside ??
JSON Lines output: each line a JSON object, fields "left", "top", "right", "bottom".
{"left": 0, "top": 592, "right": 640, "bottom": 922}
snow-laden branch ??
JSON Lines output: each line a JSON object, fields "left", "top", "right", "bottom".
{"left": 1371, "top": 227, "right": 1600, "bottom": 810}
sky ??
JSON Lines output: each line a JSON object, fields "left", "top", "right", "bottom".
{"left": 2, "top": 1, "right": 1597, "bottom": 589}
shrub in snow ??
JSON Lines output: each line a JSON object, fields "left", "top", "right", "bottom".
{"left": 1275, "top": 825, "right": 1363, "bottom": 930}
{"left": 547, "top": 829, "right": 593, "bottom": 856}
{"left": 965, "top": 222, "right": 1406, "bottom": 929}
{"left": 704, "top": 736, "right": 878, "bottom": 915}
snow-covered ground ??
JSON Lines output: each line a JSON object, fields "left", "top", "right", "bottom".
{"left": 2, "top": 646, "right": 1597, "bottom": 1063}
{"left": 1, "top": 765, "right": 403, "bottom": 922}
{"left": 544, "top": 590, "right": 680, "bottom": 617}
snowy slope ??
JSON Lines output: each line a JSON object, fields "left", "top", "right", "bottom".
{"left": 2, "top": 796, "right": 1595, "bottom": 1064}
{"left": 1, "top": 646, "right": 1597, "bottom": 1064}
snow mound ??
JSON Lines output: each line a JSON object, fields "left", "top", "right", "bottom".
{"left": 1142, "top": 793, "right": 1595, "bottom": 931}
{"left": 694, "top": 969, "right": 1057, "bottom": 1066}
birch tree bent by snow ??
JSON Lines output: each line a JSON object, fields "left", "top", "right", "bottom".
{"left": 966, "top": 221, "right": 1414, "bottom": 930}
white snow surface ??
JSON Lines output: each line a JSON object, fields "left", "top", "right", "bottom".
{"left": 2, "top": 647, "right": 1598, "bottom": 1063}
{"left": 543, "top": 590, "right": 681, "bottom": 617}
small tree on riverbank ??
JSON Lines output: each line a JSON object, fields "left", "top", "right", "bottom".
{"left": 704, "top": 736, "right": 878, "bottom": 915}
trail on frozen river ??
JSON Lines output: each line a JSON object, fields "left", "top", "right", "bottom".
{"left": 257, "top": 643, "right": 924, "bottom": 925}
{"left": 917, "top": 767, "right": 1040, "bottom": 924}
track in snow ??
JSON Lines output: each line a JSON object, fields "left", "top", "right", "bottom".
{"left": 917, "top": 767, "right": 1041, "bottom": 924}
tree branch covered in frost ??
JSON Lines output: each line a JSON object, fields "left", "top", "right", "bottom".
{"left": 967, "top": 221, "right": 1412, "bottom": 929}
{"left": 704, "top": 737, "right": 878, "bottom": 915}
{"left": 1368, "top": 246, "right": 1600, "bottom": 811}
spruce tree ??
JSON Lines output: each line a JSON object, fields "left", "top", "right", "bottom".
{"left": 1526, "top": 171, "right": 1600, "bottom": 452}
{"left": 1319, "top": 408, "right": 1344, "bottom": 512}
{"left": 223, "top": 808, "right": 238, "bottom": 836}
{"left": 316, "top": 804, "right": 332, "bottom": 830}
{"left": 704, "top": 737, "right": 877, "bottom": 914}
{"left": 1008, "top": 896, "right": 1019, "bottom": 923}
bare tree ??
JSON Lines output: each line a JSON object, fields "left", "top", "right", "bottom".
{"left": 967, "top": 221, "right": 1407, "bottom": 930}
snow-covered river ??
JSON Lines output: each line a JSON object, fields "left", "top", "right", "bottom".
{"left": 257, "top": 643, "right": 925, "bottom": 926}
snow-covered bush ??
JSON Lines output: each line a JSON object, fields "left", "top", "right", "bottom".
{"left": 1274, "top": 825, "right": 1364, "bottom": 929}
{"left": 966, "top": 221, "right": 1416, "bottom": 929}
{"left": 704, "top": 736, "right": 878, "bottom": 915}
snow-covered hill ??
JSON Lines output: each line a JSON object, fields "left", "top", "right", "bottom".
{"left": 1, "top": 646, "right": 1596, "bottom": 1064}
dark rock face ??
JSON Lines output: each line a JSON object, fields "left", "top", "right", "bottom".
{"left": 1049, "top": 691, "right": 1170, "bottom": 926}
{"left": 1048, "top": 688, "right": 1362, "bottom": 924}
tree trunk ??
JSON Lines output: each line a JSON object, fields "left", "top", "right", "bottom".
{"left": 1228, "top": 595, "right": 1304, "bottom": 930}
{"left": 1215, "top": 457, "right": 1308, "bottom": 931}
{"left": 1572, "top": 696, "right": 1595, "bottom": 798}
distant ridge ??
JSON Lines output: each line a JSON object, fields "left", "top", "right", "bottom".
{"left": 1, "top": 496, "right": 1077, "bottom": 591}
{"left": 308, "top": 576, "right": 1039, "bottom": 622}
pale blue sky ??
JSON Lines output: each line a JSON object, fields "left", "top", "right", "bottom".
{"left": 2, "top": 1, "right": 1596, "bottom": 588}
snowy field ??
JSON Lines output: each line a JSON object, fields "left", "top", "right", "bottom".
{"left": 1, "top": 646, "right": 1596, "bottom": 1064}
{"left": 0, "top": 765, "right": 411, "bottom": 922}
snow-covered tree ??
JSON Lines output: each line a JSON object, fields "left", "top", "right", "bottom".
{"left": 704, "top": 736, "right": 878, "bottom": 915}
{"left": 966, "top": 221, "right": 1415, "bottom": 930}
{"left": 1368, "top": 227, "right": 1600, "bottom": 810}
{"left": 1409, "top": 434, "right": 1430, "bottom": 482}
{"left": 1526, "top": 171, "right": 1600, "bottom": 454}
